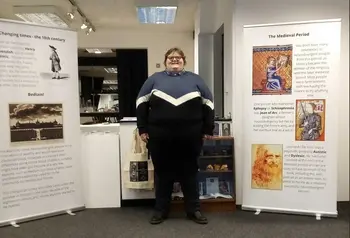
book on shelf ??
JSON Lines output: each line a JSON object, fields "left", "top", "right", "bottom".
{"left": 200, "top": 193, "right": 233, "bottom": 200}
{"left": 171, "top": 180, "right": 234, "bottom": 200}
{"left": 172, "top": 192, "right": 233, "bottom": 200}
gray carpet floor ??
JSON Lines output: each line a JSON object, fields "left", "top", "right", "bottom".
{"left": 0, "top": 204, "right": 349, "bottom": 238}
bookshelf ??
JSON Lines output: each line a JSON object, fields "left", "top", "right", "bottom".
{"left": 171, "top": 136, "right": 236, "bottom": 212}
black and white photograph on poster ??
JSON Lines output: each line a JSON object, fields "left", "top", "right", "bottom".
{"left": 40, "top": 45, "right": 70, "bottom": 80}
{"left": 9, "top": 103, "right": 64, "bottom": 145}
{"left": 221, "top": 123, "right": 231, "bottom": 136}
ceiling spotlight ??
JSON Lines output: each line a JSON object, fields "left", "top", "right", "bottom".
{"left": 67, "top": 6, "right": 77, "bottom": 20}
{"left": 81, "top": 19, "right": 88, "bottom": 29}
{"left": 81, "top": 23, "right": 87, "bottom": 29}
{"left": 85, "top": 28, "right": 92, "bottom": 35}
{"left": 67, "top": 12, "right": 74, "bottom": 19}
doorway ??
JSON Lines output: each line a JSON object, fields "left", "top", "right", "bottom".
{"left": 78, "top": 48, "right": 148, "bottom": 123}
{"left": 116, "top": 49, "right": 148, "bottom": 118}
{"left": 214, "top": 24, "right": 225, "bottom": 117}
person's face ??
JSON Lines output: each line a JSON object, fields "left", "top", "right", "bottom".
{"left": 166, "top": 52, "right": 184, "bottom": 71}
{"left": 264, "top": 152, "right": 281, "bottom": 167}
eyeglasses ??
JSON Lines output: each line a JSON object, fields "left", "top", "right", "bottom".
{"left": 167, "top": 56, "right": 182, "bottom": 60}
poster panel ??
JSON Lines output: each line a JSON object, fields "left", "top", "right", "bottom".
{"left": 0, "top": 19, "right": 84, "bottom": 225}
{"left": 242, "top": 19, "right": 341, "bottom": 217}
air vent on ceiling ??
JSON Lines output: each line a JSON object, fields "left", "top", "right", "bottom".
{"left": 13, "top": 5, "right": 69, "bottom": 27}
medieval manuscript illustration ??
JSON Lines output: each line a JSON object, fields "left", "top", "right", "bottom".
{"left": 252, "top": 45, "right": 293, "bottom": 95}
{"left": 295, "top": 99, "right": 326, "bottom": 141}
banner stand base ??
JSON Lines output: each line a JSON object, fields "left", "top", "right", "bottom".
{"left": 66, "top": 210, "right": 76, "bottom": 216}
{"left": 10, "top": 221, "right": 19, "bottom": 228}
{"left": 242, "top": 205, "right": 337, "bottom": 220}
{"left": 1, "top": 206, "right": 85, "bottom": 228}
{"left": 316, "top": 213, "right": 322, "bottom": 220}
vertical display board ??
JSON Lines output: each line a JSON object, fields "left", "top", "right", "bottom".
{"left": 242, "top": 19, "right": 341, "bottom": 217}
{"left": 0, "top": 20, "right": 84, "bottom": 226}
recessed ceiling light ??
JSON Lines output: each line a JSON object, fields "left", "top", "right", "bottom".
{"left": 86, "top": 48, "right": 99, "bottom": 53}
{"left": 104, "top": 68, "right": 118, "bottom": 74}
{"left": 86, "top": 49, "right": 113, "bottom": 54}
{"left": 136, "top": 6, "right": 177, "bottom": 24}
{"left": 15, "top": 13, "right": 69, "bottom": 27}
{"left": 103, "top": 79, "right": 118, "bottom": 85}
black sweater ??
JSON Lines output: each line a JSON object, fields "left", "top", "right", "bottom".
{"left": 136, "top": 71, "right": 214, "bottom": 138}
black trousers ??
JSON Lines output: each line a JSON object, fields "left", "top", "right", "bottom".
{"left": 147, "top": 135, "right": 203, "bottom": 215}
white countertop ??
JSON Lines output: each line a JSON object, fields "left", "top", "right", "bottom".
{"left": 80, "top": 123, "right": 120, "bottom": 133}
{"left": 119, "top": 117, "right": 137, "bottom": 122}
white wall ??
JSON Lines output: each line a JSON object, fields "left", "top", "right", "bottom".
{"left": 193, "top": 0, "right": 234, "bottom": 115}
{"left": 198, "top": 34, "right": 214, "bottom": 93}
{"left": 194, "top": 8, "right": 200, "bottom": 74}
{"left": 213, "top": 0, "right": 235, "bottom": 116}
{"left": 210, "top": 0, "right": 349, "bottom": 203}
{"left": 77, "top": 29, "right": 194, "bottom": 76}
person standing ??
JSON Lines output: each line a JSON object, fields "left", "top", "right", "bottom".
{"left": 136, "top": 47, "right": 214, "bottom": 225}
{"left": 49, "top": 45, "right": 61, "bottom": 79}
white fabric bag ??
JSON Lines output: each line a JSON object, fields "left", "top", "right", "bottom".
{"left": 123, "top": 128, "right": 154, "bottom": 190}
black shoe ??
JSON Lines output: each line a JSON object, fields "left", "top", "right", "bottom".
{"left": 187, "top": 211, "right": 208, "bottom": 224}
{"left": 149, "top": 212, "right": 166, "bottom": 225}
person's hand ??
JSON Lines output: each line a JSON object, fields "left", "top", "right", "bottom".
{"left": 203, "top": 134, "right": 213, "bottom": 140}
{"left": 140, "top": 133, "right": 149, "bottom": 143}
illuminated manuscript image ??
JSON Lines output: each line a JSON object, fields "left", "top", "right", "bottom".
{"left": 251, "top": 144, "right": 283, "bottom": 190}
{"left": 252, "top": 45, "right": 293, "bottom": 95}
{"left": 295, "top": 99, "right": 326, "bottom": 141}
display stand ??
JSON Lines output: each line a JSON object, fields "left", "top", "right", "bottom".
{"left": 80, "top": 124, "right": 121, "bottom": 208}
{"left": 0, "top": 19, "right": 84, "bottom": 227}
{"left": 171, "top": 136, "right": 236, "bottom": 212}
{"left": 241, "top": 19, "right": 341, "bottom": 218}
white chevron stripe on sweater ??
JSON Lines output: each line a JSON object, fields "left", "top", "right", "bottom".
{"left": 152, "top": 90, "right": 201, "bottom": 106}
{"left": 136, "top": 89, "right": 214, "bottom": 109}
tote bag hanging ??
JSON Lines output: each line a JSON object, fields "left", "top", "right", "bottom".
{"left": 123, "top": 128, "right": 154, "bottom": 190}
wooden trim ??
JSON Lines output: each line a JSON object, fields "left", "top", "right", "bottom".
{"left": 172, "top": 198, "right": 235, "bottom": 204}
{"left": 171, "top": 199, "right": 236, "bottom": 212}
{"left": 204, "top": 136, "right": 234, "bottom": 140}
